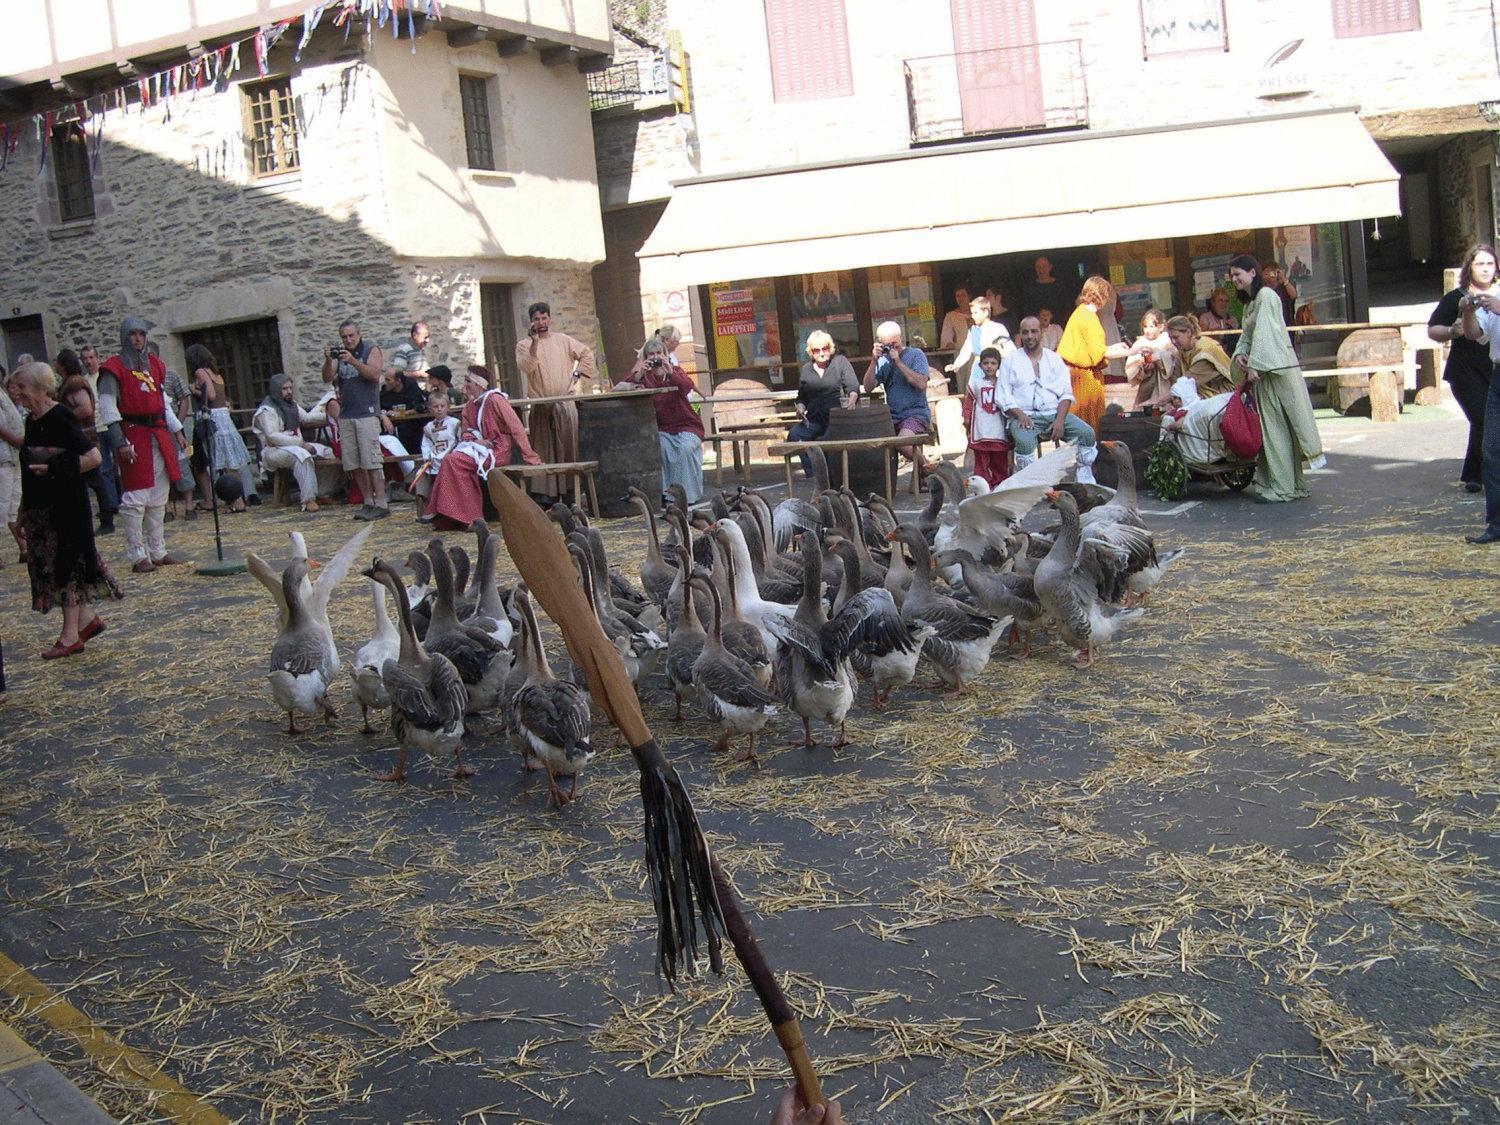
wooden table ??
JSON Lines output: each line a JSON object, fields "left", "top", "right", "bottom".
{"left": 493, "top": 460, "right": 600, "bottom": 516}
{"left": 768, "top": 432, "right": 935, "bottom": 500}
{"left": 703, "top": 429, "right": 785, "bottom": 486}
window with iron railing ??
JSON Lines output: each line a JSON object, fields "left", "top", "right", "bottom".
{"left": 459, "top": 74, "right": 496, "bottom": 170}
{"left": 242, "top": 77, "right": 300, "bottom": 178}
{"left": 51, "top": 123, "right": 94, "bottom": 222}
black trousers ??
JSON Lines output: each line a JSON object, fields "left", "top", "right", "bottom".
{"left": 1447, "top": 368, "right": 1489, "bottom": 484}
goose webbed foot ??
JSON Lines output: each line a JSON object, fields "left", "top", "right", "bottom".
{"left": 734, "top": 733, "right": 761, "bottom": 766}
{"left": 673, "top": 692, "right": 683, "bottom": 724}
{"left": 360, "top": 705, "right": 378, "bottom": 735}
{"left": 713, "top": 731, "right": 731, "bottom": 754}
{"left": 830, "top": 721, "right": 850, "bottom": 750}
{"left": 377, "top": 748, "right": 409, "bottom": 783}
{"left": 286, "top": 712, "right": 302, "bottom": 735}
{"left": 452, "top": 753, "right": 476, "bottom": 780}
{"left": 796, "top": 718, "right": 817, "bottom": 749}
{"left": 544, "top": 764, "right": 572, "bottom": 806}
{"left": 322, "top": 701, "right": 338, "bottom": 723}
{"left": 1070, "top": 644, "right": 1097, "bottom": 670}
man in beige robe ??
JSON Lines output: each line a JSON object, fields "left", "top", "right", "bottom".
{"left": 515, "top": 300, "right": 595, "bottom": 497}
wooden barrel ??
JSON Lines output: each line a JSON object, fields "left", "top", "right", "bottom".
{"left": 576, "top": 394, "right": 662, "bottom": 518}
{"left": 824, "top": 403, "right": 896, "bottom": 497}
{"left": 1095, "top": 409, "right": 1158, "bottom": 489}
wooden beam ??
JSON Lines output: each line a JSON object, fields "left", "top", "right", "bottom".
{"left": 575, "top": 51, "right": 613, "bottom": 74}
{"left": 540, "top": 45, "right": 578, "bottom": 67}
{"left": 445, "top": 26, "right": 488, "bottom": 49}
{"left": 495, "top": 35, "right": 534, "bottom": 58}
{"left": 48, "top": 76, "right": 84, "bottom": 97}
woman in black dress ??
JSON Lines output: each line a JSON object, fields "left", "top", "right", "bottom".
{"left": 1427, "top": 243, "right": 1497, "bottom": 492}
{"left": 7, "top": 362, "right": 122, "bottom": 660}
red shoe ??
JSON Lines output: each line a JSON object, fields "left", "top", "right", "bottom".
{"left": 42, "top": 640, "right": 85, "bottom": 660}
{"left": 79, "top": 617, "right": 105, "bottom": 642}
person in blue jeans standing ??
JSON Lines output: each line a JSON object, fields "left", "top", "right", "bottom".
{"left": 787, "top": 331, "right": 859, "bottom": 476}
{"left": 1459, "top": 289, "right": 1500, "bottom": 544}
{"left": 861, "top": 321, "right": 935, "bottom": 479}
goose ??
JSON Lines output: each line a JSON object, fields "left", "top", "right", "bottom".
{"left": 568, "top": 536, "right": 666, "bottom": 686}
{"left": 423, "top": 540, "right": 509, "bottom": 714}
{"left": 708, "top": 532, "right": 774, "bottom": 688}
{"left": 860, "top": 492, "right": 898, "bottom": 554}
{"left": 1034, "top": 490, "right": 1145, "bottom": 669}
{"left": 246, "top": 525, "right": 370, "bottom": 632}
{"left": 448, "top": 544, "right": 472, "bottom": 603}
{"left": 511, "top": 588, "right": 594, "bottom": 804}
{"left": 887, "top": 525, "right": 1008, "bottom": 694}
{"left": 554, "top": 503, "right": 656, "bottom": 620}
{"left": 935, "top": 547, "right": 1049, "bottom": 659}
{"left": 404, "top": 549, "right": 434, "bottom": 609}
{"left": 582, "top": 523, "right": 664, "bottom": 633}
{"left": 664, "top": 546, "right": 707, "bottom": 723}
{"left": 710, "top": 518, "right": 796, "bottom": 657}
{"left": 464, "top": 531, "right": 515, "bottom": 649}
{"left": 827, "top": 540, "right": 927, "bottom": 709}
{"left": 349, "top": 578, "right": 399, "bottom": 733}
{"left": 1076, "top": 442, "right": 1185, "bottom": 603}
{"left": 736, "top": 514, "right": 804, "bottom": 604}
{"left": 833, "top": 491, "right": 887, "bottom": 590}
{"left": 362, "top": 560, "right": 468, "bottom": 781}
{"left": 931, "top": 444, "right": 1078, "bottom": 585}
{"left": 1080, "top": 441, "right": 1147, "bottom": 531}
{"left": 763, "top": 534, "right": 871, "bottom": 748}
{"left": 267, "top": 559, "right": 340, "bottom": 734}
{"left": 628, "top": 486, "right": 678, "bottom": 608}
{"left": 661, "top": 506, "right": 713, "bottom": 633}
{"left": 690, "top": 575, "right": 778, "bottom": 763}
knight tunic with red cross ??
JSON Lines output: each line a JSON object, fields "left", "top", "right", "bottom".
{"left": 99, "top": 351, "right": 182, "bottom": 492}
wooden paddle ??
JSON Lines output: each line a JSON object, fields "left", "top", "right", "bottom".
{"left": 487, "top": 471, "right": 825, "bottom": 1108}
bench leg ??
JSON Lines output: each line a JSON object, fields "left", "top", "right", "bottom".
{"left": 585, "top": 472, "right": 600, "bottom": 518}
{"left": 841, "top": 451, "right": 850, "bottom": 491}
{"left": 883, "top": 450, "right": 893, "bottom": 503}
{"left": 572, "top": 472, "right": 583, "bottom": 513}
{"left": 910, "top": 448, "right": 921, "bottom": 497}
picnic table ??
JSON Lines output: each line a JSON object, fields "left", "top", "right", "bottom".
{"left": 767, "top": 432, "right": 935, "bottom": 501}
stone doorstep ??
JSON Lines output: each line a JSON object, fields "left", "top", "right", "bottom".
{"left": 0, "top": 1020, "right": 114, "bottom": 1124}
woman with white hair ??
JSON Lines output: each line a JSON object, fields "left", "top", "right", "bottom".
{"left": 7, "top": 362, "right": 122, "bottom": 659}
{"left": 786, "top": 330, "right": 859, "bottom": 476}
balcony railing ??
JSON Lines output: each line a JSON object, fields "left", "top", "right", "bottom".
{"left": 904, "top": 40, "right": 1088, "bottom": 146}
{"left": 587, "top": 49, "right": 670, "bottom": 111}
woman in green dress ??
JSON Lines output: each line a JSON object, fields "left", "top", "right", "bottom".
{"left": 1227, "top": 255, "right": 1325, "bottom": 502}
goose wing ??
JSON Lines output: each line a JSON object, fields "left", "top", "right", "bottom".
{"left": 246, "top": 551, "right": 289, "bottom": 625}
{"left": 772, "top": 498, "right": 822, "bottom": 553}
{"left": 309, "top": 525, "right": 373, "bottom": 619}
{"left": 826, "top": 587, "right": 914, "bottom": 658}
{"left": 763, "top": 614, "right": 839, "bottom": 679}
{"left": 952, "top": 444, "right": 1078, "bottom": 549}
{"left": 516, "top": 679, "right": 590, "bottom": 751}
{"left": 909, "top": 593, "right": 998, "bottom": 643}
{"left": 697, "top": 650, "right": 778, "bottom": 709}
{"left": 426, "top": 631, "right": 499, "bottom": 684}
{"left": 383, "top": 654, "right": 466, "bottom": 727}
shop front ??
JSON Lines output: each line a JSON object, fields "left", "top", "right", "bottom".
{"left": 639, "top": 109, "right": 1397, "bottom": 391}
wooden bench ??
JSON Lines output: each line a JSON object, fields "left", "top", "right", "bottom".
{"left": 703, "top": 429, "right": 785, "bottom": 486}
{"left": 768, "top": 432, "right": 936, "bottom": 501}
{"left": 268, "top": 453, "right": 410, "bottom": 506}
{"left": 495, "top": 460, "right": 600, "bottom": 516}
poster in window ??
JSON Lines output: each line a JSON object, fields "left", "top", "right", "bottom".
{"left": 1141, "top": 0, "right": 1226, "bottom": 57}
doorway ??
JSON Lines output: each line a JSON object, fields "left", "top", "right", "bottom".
{"left": 480, "top": 283, "right": 521, "bottom": 397}
{"left": 1, "top": 315, "right": 48, "bottom": 369}
{"left": 180, "top": 317, "right": 285, "bottom": 408}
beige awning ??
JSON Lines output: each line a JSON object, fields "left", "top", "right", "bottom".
{"left": 638, "top": 110, "right": 1399, "bottom": 286}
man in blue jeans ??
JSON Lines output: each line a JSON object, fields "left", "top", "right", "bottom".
{"left": 997, "top": 316, "right": 1099, "bottom": 483}
{"left": 1459, "top": 290, "right": 1500, "bottom": 544}
{"left": 861, "top": 321, "right": 934, "bottom": 478}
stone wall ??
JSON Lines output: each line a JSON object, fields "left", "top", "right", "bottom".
{"left": 1434, "top": 132, "right": 1500, "bottom": 266}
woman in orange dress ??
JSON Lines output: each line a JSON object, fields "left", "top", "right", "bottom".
{"left": 1056, "top": 275, "right": 1113, "bottom": 433}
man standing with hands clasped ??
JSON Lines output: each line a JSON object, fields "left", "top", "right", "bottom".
{"left": 321, "top": 319, "right": 388, "bottom": 520}
{"left": 997, "top": 316, "right": 1099, "bottom": 484}
{"left": 1459, "top": 288, "right": 1500, "bottom": 544}
{"left": 515, "top": 300, "right": 595, "bottom": 500}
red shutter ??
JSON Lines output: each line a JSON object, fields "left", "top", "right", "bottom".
{"left": 950, "top": 0, "right": 1043, "bottom": 134}
{"left": 1332, "top": 0, "right": 1420, "bottom": 37}
{"left": 765, "top": 0, "right": 853, "bottom": 102}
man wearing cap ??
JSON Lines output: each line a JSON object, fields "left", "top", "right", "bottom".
{"left": 98, "top": 316, "right": 187, "bottom": 572}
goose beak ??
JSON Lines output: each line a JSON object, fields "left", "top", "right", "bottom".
{"left": 1044, "top": 489, "right": 1061, "bottom": 501}
{"left": 884, "top": 528, "right": 899, "bottom": 542}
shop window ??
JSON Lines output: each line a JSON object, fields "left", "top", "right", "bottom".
{"left": 791, "top": 271, "right": 858, "bottom": 359}
{"left": 709, "top": 279, "right": 781, "bottom": 370}
{"left": 242, "top": 77, "right": 299, "bottom": 178}
{"left": 1109, "top": 239, "right": 1177, "bottom": 329}
{"left": 866, "top": 266, "right": 937, "bottom": 351}
{"left": 1271, "top": 224, "right": 1348, "bottom": 326}
{"left": 1140, "top": 0, "right": 1227, "bottom": 57}
{"left": 1332, "top": 0, "right": 1419, "bottom": 37}
{"left": 181, "top": 317, "right": 284, "bottom": 408}
{"left": 51, "top": 123, "right": 94, "bottom": 222}
{"left": 459, "top": 73, "right": 497, "bottom": 170}
{"left": 764, "top": 0, "right": 853, "bottom": 102}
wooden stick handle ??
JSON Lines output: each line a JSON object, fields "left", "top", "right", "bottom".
{"left": 710, "top": 859, "right": 825, "bottom": 1108}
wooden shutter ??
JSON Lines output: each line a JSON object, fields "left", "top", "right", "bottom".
{"left": 764, "top": 0, "right": 852, "bottom": 102}
{"left": 950, "top": 0, "right": 1043, "bottom": 134}
{"left": 1332, "top": 0, "right": 1420, "bottom": 37}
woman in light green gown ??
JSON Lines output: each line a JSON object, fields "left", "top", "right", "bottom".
{"left": 1228, "top": 255, "right": 1325, "bottom": 502}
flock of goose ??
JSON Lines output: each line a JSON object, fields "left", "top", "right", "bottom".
{"left": 245, "top": 442, "right": 1182, "bottom": 805}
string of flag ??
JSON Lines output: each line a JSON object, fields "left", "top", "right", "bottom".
{"left": 0, "top": 0, "right": 443, "bottom": 171}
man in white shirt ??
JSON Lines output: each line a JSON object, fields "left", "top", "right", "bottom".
{"left": 945, "top": 295, "right": 1013, "bottom": 391}
{"left": 253, "top": 374, "right": 331, "bottom": 514}
{"left": 998, "top": 316, "right": 1099, "bottom": 484}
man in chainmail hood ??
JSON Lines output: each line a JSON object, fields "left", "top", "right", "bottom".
{"left": 98, "top": 316, "right": 187, "bottom": 571}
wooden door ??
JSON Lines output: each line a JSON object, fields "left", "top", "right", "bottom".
{"left": 480, "top": 283, "right": 521, "bottom": 398}
{"left": 950, "top": 0, "right": 1043, "bottom": 135}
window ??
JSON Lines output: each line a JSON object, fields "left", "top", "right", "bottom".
{"left": 180, "top": 317, "right": 285, "bottom": 408}
{"left": 480, "top": 283, "right": 521, "bottom": 396}
{"left": 764, "top": 0, "right": 852, "bottom": 102}
{"left": 459, "top": 74, "right": 496, "bottom": 170}
{"left": 1140, "top": 0, "right": 1227, "bottom": 57}
{"left": 708, "top": 279, "right": 781, "bottom": 370}
{"left": 242, "top": 78, "right": 299, "bottom": 178}
{"left": 1332, "top": 0, "right": 1419, "bottom": 37}
{"left": 52, "top": 123, "right": 94, "bottom": 222}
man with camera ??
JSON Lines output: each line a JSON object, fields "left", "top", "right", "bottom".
{"left": 321, "top": 319, "right": 388, "bottom": 520}
{"left": 861, "top": 321, "right": 935, "bottom": 479}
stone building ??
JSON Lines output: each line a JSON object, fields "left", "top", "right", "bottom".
{"left": 591, "top": 0, "right": 1500, "bottom": 388}
{"left": 0, "top": 0, "right": 612, "bottom": 404}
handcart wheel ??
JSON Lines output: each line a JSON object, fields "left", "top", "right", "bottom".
{"left": 1223, "top": 465, "right": 1255, "bottom": 492}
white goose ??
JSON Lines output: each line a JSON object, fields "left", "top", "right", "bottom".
{"left": 349, "top": 579, "right": 399, "bottom": 734}
{"left": 267, "top": 560, "right": 339, "bottom": 734}
{"left": 709, "top": 518, "right": 795, "bottom": 657}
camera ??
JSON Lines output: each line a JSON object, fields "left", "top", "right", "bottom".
{"left": 879, "top": 343, "right": 897, "bottom": 359}
{"left": 646, "top": 354, "right": 667, "bottom": 369}
{"left": 329, "top": 343, "right": 346, "bottom": 360}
